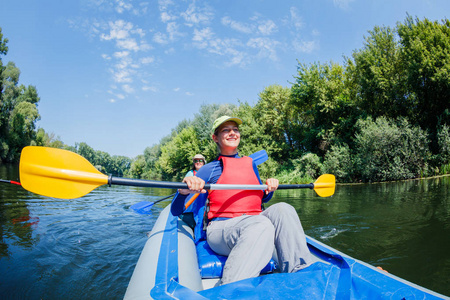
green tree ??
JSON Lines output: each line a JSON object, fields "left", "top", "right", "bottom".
{"left": 293, "top": 152, "right": 323, "bottom": 179}
{"left": 290, "top": 61, "right": 357, "bottom": 155}
{"left": 129, "top": 155, "right": 146, "bottom": 178}
{"left": 192, "top": 103, "right": 237, "bottom": 142}
{"left": 0, "top": 28, "right": 9, "bottom": 102}
{"left": 251, "top": 85, "right": 296, "bottom": 162}
{"left": 0, "top": 30, "right": 41, "bottom": 162}
{"left": 0, "top": 60, "right": 41, "bottom": 162}
{"left": 109, "top": 155, "right": 132, "bottom": 177}
{"left": 354, "top": 117, "right": 431, "bottom": 182}
{"left": 397, "top": 16, "right": 450, "bottom": 147}
{"left": 322, "top": 144, "right": 354, "bottom": 182}
{"left": 348, "top": 25, "right": 408, "bottom": 119}
{"left": 8, "top": 101, "right": 40, "bottom": 156}
{"left": 93, "top": 150, "right": 111, "bottom": 172}
{"left": 76, "top": 142, "right": 96, "bottom": 163}
{"left": 192, "top": 103, "right": 237, "bottom": 160}
{"left": 141, "top": 144, "right": 162, "bottom": 179}
{"left": 35, "top": 128, "right": 64, "bottom": 148}
{"left": 232, "top": 102, "right": 281, "bottom": 179}
{"left": 157, "top": 126, "right": 202, "bottom": 180}
{"left": 437, "top": 124, "right": 450, "bottom": 166}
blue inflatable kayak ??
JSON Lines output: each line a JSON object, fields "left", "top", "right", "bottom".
{"left": 124, "top": 205, "right": 448, "bottom": 300}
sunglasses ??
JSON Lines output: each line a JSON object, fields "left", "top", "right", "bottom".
{"left": 194, "top": 159, "right": 205, "bottom": 163}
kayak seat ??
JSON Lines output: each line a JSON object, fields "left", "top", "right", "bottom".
{"left": 196, "top": 240, "right": 278, "bottom": 279}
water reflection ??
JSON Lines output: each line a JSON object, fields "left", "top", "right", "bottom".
{"left": 0, "top": 164, "right": 40, "bottom": 257}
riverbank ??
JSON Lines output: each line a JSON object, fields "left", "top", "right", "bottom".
{"left": 336, "top": 173, "right": 450, "bottom": 186}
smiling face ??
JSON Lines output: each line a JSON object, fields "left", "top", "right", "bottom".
{"left": 193, "top": 159, "right": 205, "bottom": 171}
{"left": 212, "top": 121, "right": 240, "bottom": 155}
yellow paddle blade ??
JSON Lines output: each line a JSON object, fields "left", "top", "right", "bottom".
{"left": 313, "top": 174, "right": 336, "bottom": 197}
{"left": 19, "top": 146, "right": 109, "bottom": 199}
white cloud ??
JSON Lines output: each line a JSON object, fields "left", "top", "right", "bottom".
{"left": 112, "top": 69, "right": 133, "bottom": 83}
{"left": 226, "top": 52, "right": 245, "bottom": 67}
{"left": 154, "top": 23, "right": 184, "bottom": 44}
{"left": 173, "top": 87, "right": 180, "bottom": 92}
{"left": 220, "top": 39, "right": 242, "bottom": 55}
{"left": 165, "top": 47, "right": 175, "bottom": 54}
{"left": 288, "top": 7, "right": 304, "bottom": 30}
{"left": 134, "top": 28, "right": 145, "bottom": 38}
{"left": 101, "top": 54, "right": 111, "bottom": 60}
{"left": 181, "top": 2, "right": 213, "bottom": 26}
{"left": 115, "top": 56, "right": 133, "bottom": 70}
{"left": 192, "top": 27, "right": 214, "bottom": 48}
{"left": 100, "top": 20, "right": 150, "bottom": 52}
{"left": 247, "top": 37, "right": 279, "bottom": 61}
{"left": 104, "top": 0, "right": 150, "bottom": 16}
{"left": 258, "top": 20, "right": 277, "bottom": 35}
{"left": 122, "top": 84, "right": 134, "bottom": 93}
{"left": 114, "top": 51, "right": 129, "bottom": 58}
{"left": 140, "top": 41, "right": 152, "bottom": 51}
{"left": 116, "top": 38, "right": 140, "bottom": 51}
{"left": 161, "top": 12, "right": 176, "bottom": 23}
{"left": 221, "top": 16, "right": 253, "bottom": 34}
{"left": 292, "top": 39, "right": 318, "bottom": 53}
{"left": 185, "top": 91, "right": 194, "bottom": 96}
{"left": 333, "top": 0, "right": 355, "bottom": 10}
{"left": 140, "top": 56, "right": 155, "bottom": 64}
{"left": 158, "top": 0, "right": 174, "bottom": 11}
{"left": 166, "top": 22, "right": 184, "bottom": 40}
{"left": 192, "top": 27, "right": 249, "bottom": 66}
{"left": 109, "top": 98, "right": 116, "bottom": 103}
{"left": 115, "top": 0, "right": 133, "bottom": 14}
{"left": 100, "top": 20, "right": 132, "bottom": 41}
{"left": 279, "top": 7, "right": 319, "bottom": 55}
{"left": 142, "top": 86, "right": 158, "bottom": 92}
{"left": 153, "top": 32, "right": 169, "bottom": 44}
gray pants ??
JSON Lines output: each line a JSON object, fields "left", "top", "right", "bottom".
{"left": 206, "top": 202, "right": 313, "bottom": 285}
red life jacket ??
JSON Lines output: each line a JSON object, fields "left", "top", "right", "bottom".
{"left": 207, "top": 156, "right": 264, "bottom": 219}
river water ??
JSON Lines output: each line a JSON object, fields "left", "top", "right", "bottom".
{"left": 0, "top": 164, "right": 449, "bottom": 299}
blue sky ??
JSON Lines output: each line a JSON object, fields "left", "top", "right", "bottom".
{"left": 1, "top": 0, "right": 449, "bottom": 158}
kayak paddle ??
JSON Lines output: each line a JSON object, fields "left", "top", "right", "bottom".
{"left": 129, "top": 193, "right": 176, "bottom": 214}
{"left": 129, "top": 149, "right": 269, "bottom": 214}
{"left": 19, "top": 146, "right": 335, "bottom": 199}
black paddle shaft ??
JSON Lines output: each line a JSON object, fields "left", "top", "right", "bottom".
{"left": 277, "top": 183, "right": 314, "bottom": 190}
{"left": 109, "top": 176, "right": 204, "bottom": 189}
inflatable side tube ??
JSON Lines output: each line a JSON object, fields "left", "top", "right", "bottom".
{"left": 124, "top": 205, "right": 202, "bottom": 299}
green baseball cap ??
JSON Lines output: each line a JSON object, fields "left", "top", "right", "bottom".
{"left": 212, "top": 116, "right": 243, "bottom": 133}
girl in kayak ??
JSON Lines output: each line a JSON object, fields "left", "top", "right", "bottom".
{"left": 184, "top": 154, "right": 206, "bottom": 178}
{"left": 171, "top": 116, "right": 313, "bottom": 285}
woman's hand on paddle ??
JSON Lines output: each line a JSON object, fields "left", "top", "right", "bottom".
{"left": 265, "top": 178, "right": 279, "bottom": 195}
{"left": 178, "top": 176, "right": 206, "bottom": 195}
